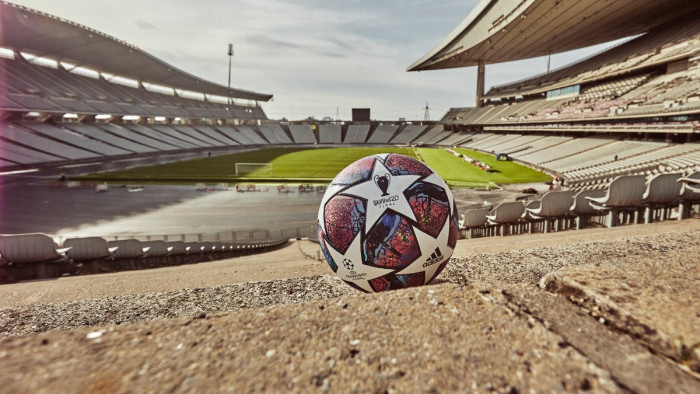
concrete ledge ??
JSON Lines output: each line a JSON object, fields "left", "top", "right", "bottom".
{"left": 540, "top": 247, "right": 700, "bottom": 374}
{"left": 502, "top": 286, "right": 700, "bottom": 393}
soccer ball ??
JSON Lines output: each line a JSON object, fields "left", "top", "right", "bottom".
{"left": 317, "top": 153, "right": 458, "bottom": 293}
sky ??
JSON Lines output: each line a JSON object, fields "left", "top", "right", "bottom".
{"left": 9, "top": 0, "right": 626, "bottom": 121}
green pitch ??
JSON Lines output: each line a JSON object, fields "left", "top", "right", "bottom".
{"left": 80, "top": 146, "right": 550, "bottom": 187}
{"left": 418, "top": 147, "right": 551, "bottom": 187}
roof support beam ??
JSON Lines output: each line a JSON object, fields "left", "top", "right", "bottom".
{"left": 476, "top": 60, "right": 485, "bottom": 108}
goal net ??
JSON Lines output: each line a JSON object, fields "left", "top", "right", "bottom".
{"left": 235, "top": 162, "right": 273, "bottom": 177}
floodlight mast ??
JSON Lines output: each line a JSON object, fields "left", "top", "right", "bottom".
{"left": 227, "top": 43, "right": 233, "bottom": 104}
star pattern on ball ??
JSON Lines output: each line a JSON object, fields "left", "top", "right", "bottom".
{"left": 395, "top": 217, "right": 453, "bottom": 284}
{"left": 340, "top": 158, "right": 421, "bottom": 233}
{"left": 324, "top": 232, "right": 394, "bottom": 293}
{"left": 422, "top": 171, "right": 455, "bottom": 216}
{"left": 317, "top": 184, "right": 345, "bottom": 235}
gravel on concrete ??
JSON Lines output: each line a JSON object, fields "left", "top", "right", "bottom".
{"left": 540, "top": 244, "right": 700, "bottom": 373}
{"left": 1, "top": 283, "right": 622, "bottom": 394}
{"left": 3, "top": 227, "right": 698, "bottom": 339}
{"left": 1, "top": 221, "right": 698, "bottom": 392}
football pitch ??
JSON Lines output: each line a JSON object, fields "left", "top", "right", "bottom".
{"left": 80, "top": 147, "right": 551, "bottom": 187}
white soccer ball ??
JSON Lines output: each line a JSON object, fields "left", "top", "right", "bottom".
{"left": 317, "top": 153, "right": 458, "bottom": 293}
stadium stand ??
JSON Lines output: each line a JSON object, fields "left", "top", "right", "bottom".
{"left": 0, "top": 136, "right": 64, "bottom": 165}
{"left": 266, "top": 124, "right": 294, "bottom": 144}
{"left": 2, "top": 122, "right": 100, "bottom": 160}
{"left": 429, "top": 7, "right": 700, "bottom": 189}
{"left": 366, "top": 124, "right": 399, "bottom": 144}
{"left": 21, "top": 122, "right": 132, "bottom": 157}
{"left": 98, "top": 123, "right": 180, "bottom": 151}
{"left": 0, "top": 56, "right": 266, "bottom": 120}
{"left": 63, "top": 123, "right": 157, "bottom": 154}
{"left": 236, "top": 126, "right": 269, "bottom": 145}
{"left": 173, "top": 125, "right": 224, "bottom": 147}
{"left": 389, "top": 125, "right": 428, "bottom": 144}
{"left": 192, "top": 125, "right": 240, "bottom": 146}
{"left": 443, "top": 23, "right": 700, "bottom": 130}
{"left": 437, "top": 131, "right": 473, "bottom": 147}
{"left": 319, "top": 124, "right": 342, "bottom": 144}
{"left": 414, "top": 125, "right": 446, "bottom": 145}
{"left": 258, "top": 125, "right": 293, "bottom": 144}
{"left": 288, "top": 125, "right": 317, "bottom": 144}
{"left": 343, "top": 124, "right": 370, "bottom": 143}
{"left": 137, "top": 124, "right": 201, "bottom": 149}
{"left": 0, "top": 0, "right": 272, "bottom": 156}
{"left": 216, "top": 125, "right": 253, "bottom": 145}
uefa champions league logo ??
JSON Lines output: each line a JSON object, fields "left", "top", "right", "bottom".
{"left": 343, "top": 258, "right": 367, "bottom": 280}
{"left": 374, "top": 173, "right": 391, "bottom": 196}
{"left": 372, "top": 173, "right": 399, "bottom": 208}
{"left": 342, "top": 258, "right": 354, "bottom": 270}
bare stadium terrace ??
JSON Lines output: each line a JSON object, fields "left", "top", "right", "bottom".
{"left": 0, "top": 0, "right": 699, "bottom": 392}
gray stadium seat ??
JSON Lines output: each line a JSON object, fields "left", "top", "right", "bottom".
{"left": 165, "top": 241, "right": 187, "bottom": 255}
{"left": 64, "top": 237, "right": 114, "bottom": 260}
{"left": 570, "top": 189, "right": 606, "bottom": 229}
{"left": 141, "top": 240, "right": 170, "bottom": 266}
{"left": 525, "top": 190, "right": 574, "bottom": 233}
{"left": 141, "top": 240, "right": 168, "bottom": 257}
{"left": 185, "top": 242, "right": 203, "bottom": 254}
{"left": 641, "top": 173, "right": 683, "bottom": 223}
{"left": 486, "top": 201, "right": 525, "bottom": 236}
{"left": 678, "top": 171, "right": 700, "bottom": 219}
{"left": 0, "top": 233, "right": 67, "bottom": 264}
{"left": 586, "top": 175, "right": 647, "bottom": 227}
{"left": 459, "top": 208, "right": 489, "bottom": 238}
{"left": 64, "top": 236, "right": 120, "bottom": 274}
{"left": 107, "top": 239, "right": 148, "bottom": 259}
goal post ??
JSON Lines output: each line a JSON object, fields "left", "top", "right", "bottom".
{"left": 235, "top": 162, "right": 274, "bottom": 177}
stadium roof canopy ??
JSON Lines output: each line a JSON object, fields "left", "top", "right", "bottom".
{"left": 0, "top": 1, "right": 272, "bottom": 102}
{"left": 408, "top": 0, "right": 700, "bottom": 72}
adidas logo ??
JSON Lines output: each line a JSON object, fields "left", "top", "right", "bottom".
{"left": 422, "top": 247, "right": 443, "bottom": 268}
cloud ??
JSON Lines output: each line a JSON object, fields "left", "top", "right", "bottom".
{"left": 246, "top": 35, "right": 304, "bottom": 51}
{"left": 135, "top": 20, "right": 157, "bottom": 31}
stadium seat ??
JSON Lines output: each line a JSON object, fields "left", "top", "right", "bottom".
{"left": 570, "top": 189, "right": 607, "bottom": 229}
{"left": 586, "top": 175, "right": 647, "bottom": 227}
{"left": 141, "top": 240, "right": 168, "bottom": 257}
{"left": 486, "top": 202, "right": 525, "bottom": 236}
{"left": 141, "top": 240, "right": 169, "bottom": 266}
{"left": 525, "top": 191, "right": 574, "bottom": 233}
{"left": 107, "top": 239, "right": 149, "bottom": 270}
{"left": 63, "top": 237, "right": 120, "bottom": 274}
{"left": 678, "top": 171, "right": 700, "bottom": 219}
{"left": 640, "top": 173, "right": 683, "bottom": 223}
{"left": 185, "top": 242, "right": 203, "bottom": 254}
{"left": 165, "top": 241, "right": 187, "bottom": 255}
{"left": 64, "top": 237, "right": 115, "bottom": 260}
{"left": 0, "top": 233, "right": 68, "bottom": 279}
{"left": 163, "top": 241, "right": 189, "bottom": 264}
{"left": 459, "top": 208, "right": 489, "bottom": 238}
{"left": 0, "top": 233, "right": 68, "bottom": 264}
